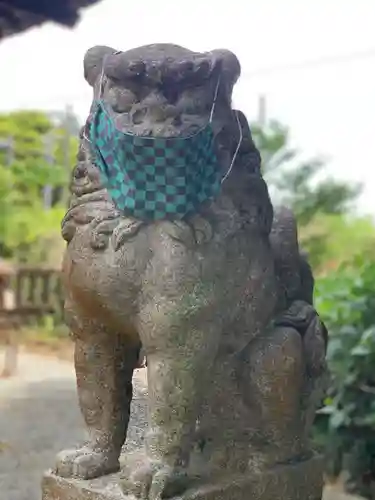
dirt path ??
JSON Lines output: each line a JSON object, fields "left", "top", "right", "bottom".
{"left": 0, "top": 349, "right": 359, "bottom": 500}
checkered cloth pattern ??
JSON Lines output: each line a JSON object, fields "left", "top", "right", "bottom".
{"left": 90, "top": 102, "right": 221, "bottom": 221}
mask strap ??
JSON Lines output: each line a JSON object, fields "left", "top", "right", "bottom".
{"left": 82, "top": 124, "right": 92, "bottom": 144}
{"left": 209, "top": 76, "right": 221, "bottom": 123}
{"left": 97, "top": 58, "right": 107, "bottom": 99}
{"left": 83, "top": 57, "right": 109, "bottom": 145}
{"left": 221, "top": 111, "right": 243, "bottom": 184}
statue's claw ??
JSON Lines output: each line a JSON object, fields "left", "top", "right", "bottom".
{"left": 122, "top": 460, "right": 192, "bottom": 500}
{"left": 54, "top": 446, "right": 120, "bottom": 479}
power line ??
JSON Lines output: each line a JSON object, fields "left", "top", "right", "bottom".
{"left": 2, "top": 46, "right": 375, "bottom": 107}
{"left": 240, "top": 47, "right": 375, "bottom": 79}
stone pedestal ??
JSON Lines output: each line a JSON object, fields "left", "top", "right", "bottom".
{"left": 42, "top": 455, "right": 324, "bottom": 500}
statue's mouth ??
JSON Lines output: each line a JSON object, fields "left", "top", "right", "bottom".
{"left": 85, "top": 44, "right": 241, "bottom": 138}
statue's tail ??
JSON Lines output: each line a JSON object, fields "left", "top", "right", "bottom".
{"left": 270, "top": 206, "right": 327, "bottom": 380}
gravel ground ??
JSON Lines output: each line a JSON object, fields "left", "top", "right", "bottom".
{"left": 0, "top": 349, "right": 147, "bottom": 500}
{"left": 0, "top": 349, "right": 358, "bottom": 500}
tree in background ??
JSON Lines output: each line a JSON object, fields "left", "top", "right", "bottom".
{"left": 0, "top": 110, "right": 78, "bottom": 264}
{"left": 251, "top": 119, "right": 374, "bottom": 271}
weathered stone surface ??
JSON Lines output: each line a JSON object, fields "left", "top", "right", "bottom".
{"left": 44, "top": 43, "right": 328, "bottom": 500}
{"left": 43, "top": 455, "right": 324, "bottom": 500}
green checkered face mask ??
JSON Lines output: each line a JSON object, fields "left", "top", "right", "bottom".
{"left": 89, "top": 72, "right": 242, "bottom": 221}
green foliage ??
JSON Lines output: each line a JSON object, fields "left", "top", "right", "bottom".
{"left": 0, "top": 110, "right": 78, "bottom": 263}
{"left": 300, "top": 214, "right": 375, "bottom": 272}
{"left": 315, "top": 256, "right": 375, "bottom": 498}
{"left": 251, "top": 119, "right": 365, "bottom": 270}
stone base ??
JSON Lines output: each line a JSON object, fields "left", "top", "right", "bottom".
{"left": 42, "top": 455, "right": 323, "bottom": 500}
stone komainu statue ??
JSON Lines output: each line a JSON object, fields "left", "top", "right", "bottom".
{"left": 53, "top": 44, "right": 327, "bottom": 500}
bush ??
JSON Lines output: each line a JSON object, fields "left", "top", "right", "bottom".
{"left": 315, "top": 255, "right": 375, "bottom": 498}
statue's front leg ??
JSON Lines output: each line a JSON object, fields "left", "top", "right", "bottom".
{"left": 124, "top": 286, "right": 220, "bottom": 500}
{"left": 55, "top": 329, "right": 139, "bottom": 479}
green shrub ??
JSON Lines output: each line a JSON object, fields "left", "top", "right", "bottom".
{"left": 315, "top": 256, "right": 375, "bottom": 498}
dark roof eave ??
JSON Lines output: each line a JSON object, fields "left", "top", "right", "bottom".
{"left": 0, "top": 0, "right": 101, "bottom": 40}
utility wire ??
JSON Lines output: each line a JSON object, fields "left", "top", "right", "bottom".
{"left": 240, "top": 47, "right": 375, "bottom": 78}
{"left": 4, "top": 47, "right": 375, "bottom": 106}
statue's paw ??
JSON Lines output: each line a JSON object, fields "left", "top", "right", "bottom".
{"left": 54, "top": 446, "right": 120, "bottom": 479}
{"left": 122, "top": 460, "right": 192, "bottom": 500}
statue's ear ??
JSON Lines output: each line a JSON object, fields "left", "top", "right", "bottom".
{"left": 210, "top": 49, "right": 241, "bottom": 88}
{"left": 83, "top": 45, "right": 117, "bottom": 87}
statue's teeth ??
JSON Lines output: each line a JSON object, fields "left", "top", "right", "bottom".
{"left": 176, "top": 87, "right": 210, "bottom": 115}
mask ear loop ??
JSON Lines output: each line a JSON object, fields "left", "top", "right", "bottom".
{"left": 97, "top": 59, "right": 106, "bottom": 99}
{"left": 82, "top": 125, "right": 92, "bottom": 145}
{"left": 209, "top": 75, "right": 221, "bottom": 123}
{"left": 82, "top": 57, "right": 108, "bottom": 144}
{"left": 208, "top": 72, "right": 243, "bottom": 183}
{"left": 221, "top": 111, "right": 243, "bottom": 184}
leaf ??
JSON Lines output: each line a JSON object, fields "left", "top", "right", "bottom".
{"left": 330, "top": 411, "right": 347, "bottom": 429}
{"left": 317, "top": 405, "right": 335, "bottom": 415}
{"left": 351, "top": 344, "right": 371, "bottom": 356}
{"left": 361, "top": 327, "right": 375, "bottom": 345}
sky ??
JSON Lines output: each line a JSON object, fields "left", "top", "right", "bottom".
{"left": 1, "top": 0, "right": 375, "bottom": 214}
